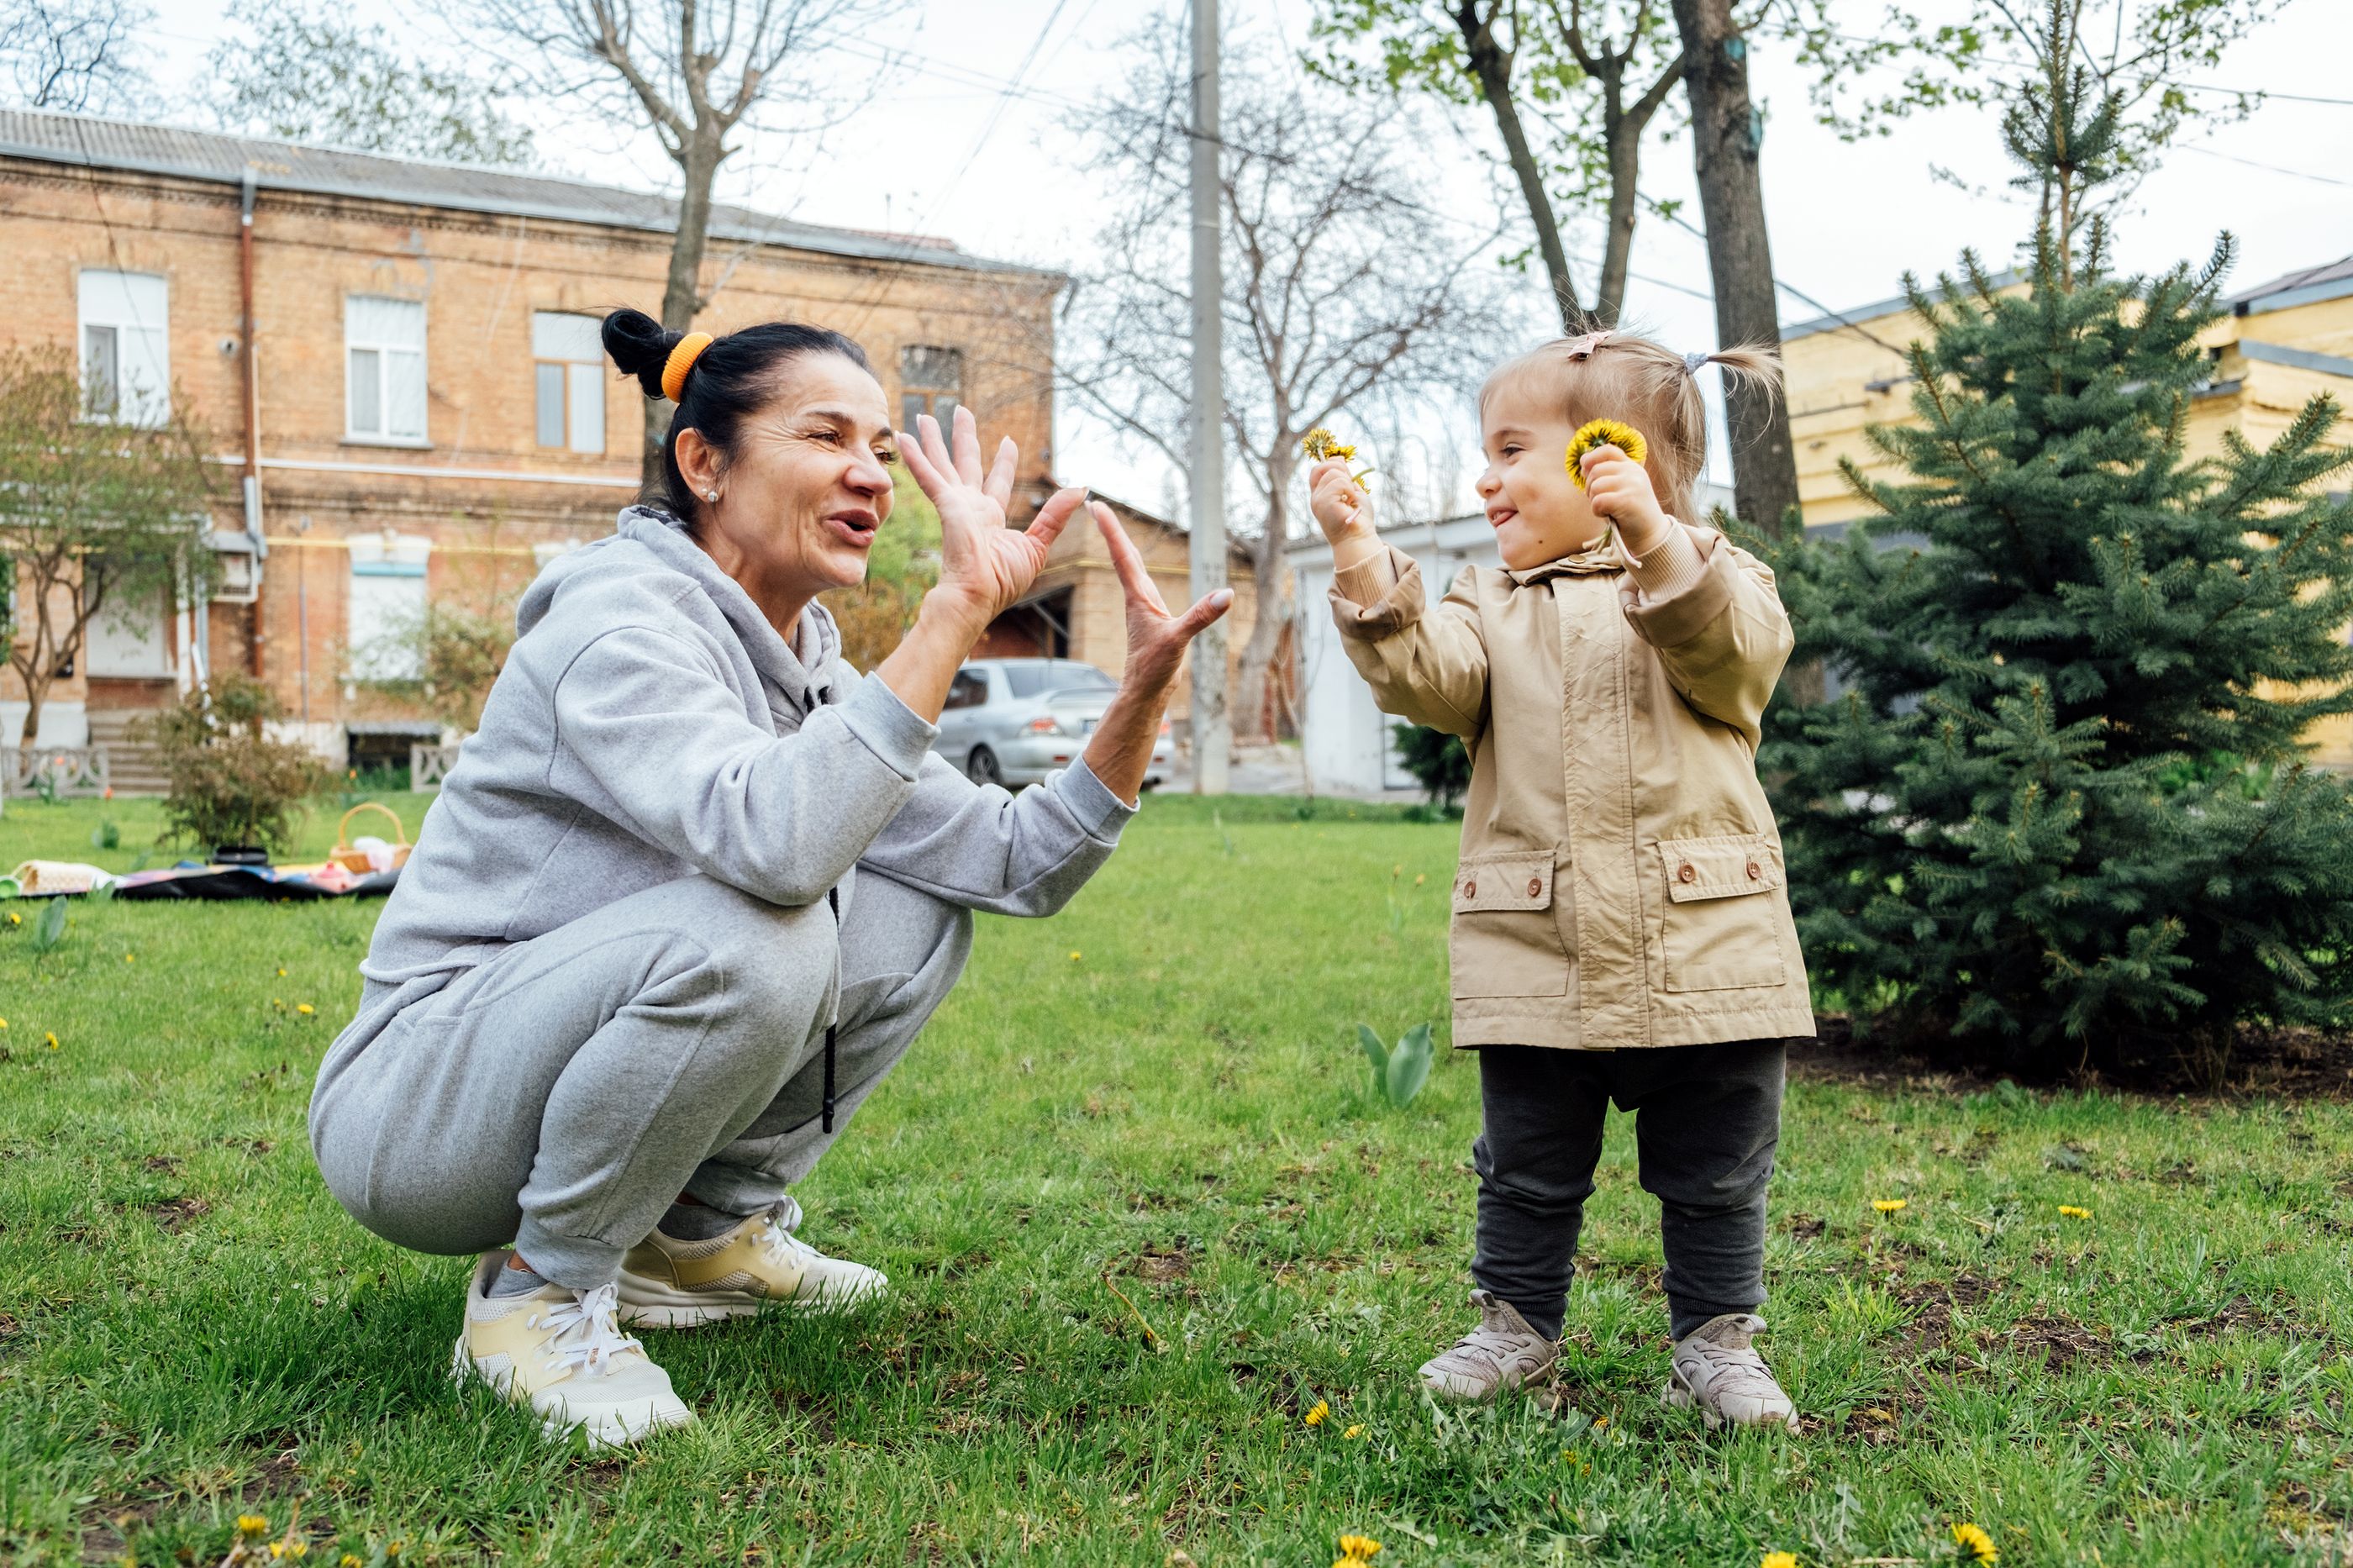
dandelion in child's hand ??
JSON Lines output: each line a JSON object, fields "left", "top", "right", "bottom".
{"left": 2058, "top": 1205, "right": 2091, "bottom": 1219}
{"left": 1338, "top": 1534, "right": 1382, "bottom": 1560}
{"left": 1872, "top": 1198, "right": 1908, "bottom": 1213}
{"left": 1564, "top": 418, "right": 1648, "bottom": 489}
{"left": 1951, "top": 1521, "right": 1998, "bottom": 1563}
{"left": 1302, "top": 427, "right": 1356, "bottom": 463}
{"left": 1303, "top": 1398, "right": 1329, "bottom": 1426}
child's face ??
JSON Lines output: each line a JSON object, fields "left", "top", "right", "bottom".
{"left": 1477, "top": 386, "right": 1605, "bottom": 571}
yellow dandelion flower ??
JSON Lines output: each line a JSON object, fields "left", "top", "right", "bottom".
{"left": 0, "top": 1018, "right": 8, "bottom": 1029}
{"left": 124, "top": 952, "right": 135, "bottom": 962}
{"left": 1592, "top": 1415, "right": 1609, "bottom": 1429}
{"left": 297, "top": 1003, "right": 315, "bottom": 1016}
{"left": 1564, "top": 418, "right": 1648, "bottom": 488}
{"left": 238, "top": 1516, "right": 271, "bottom": 1538}
{"left": 1339, "top": 1535, "right": 1382, "bottom": 1560}
{"left": 1069, "top": 951, "right": 1082, "bottom": 962}
{"left": 1303, "top": 1398, "right": 1329, "bottom": 1426}
{"left": 1302, "top": 427, "right": 1357, "bottom": 463}
{"left": 1951, "top": 1521, "right": 1998, "bottom": 1563}
{"left": 7, "top": 911, "right": 18, "bottom": 924}
{"left": 342, "top": 1556, "right": 364, "bottom": 1568}
{"left": 2058, "top": 1205, "right": 2091, "bottom": 1219}
{"left": 1872, "top": 1198, "right": 1908, "bottom": 1213}
{"left": 1343, "top": 1423, "right": 1364, "bottom": 1439}
{"left": 45, "top": 1032, "right": 59, "bottom": 1050}
{"left": 1762, "top": 1554, "right": 1800, "bottom": 1568}
{"left": 1413, "top": 872, "right": 1426, "bottom": 886}
{"left": 277, "top": 967, "right": 287, "bottom": 977}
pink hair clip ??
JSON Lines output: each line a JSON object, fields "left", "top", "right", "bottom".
{"left": 1560, "top": 331, "right": 1612, "bottom": 360}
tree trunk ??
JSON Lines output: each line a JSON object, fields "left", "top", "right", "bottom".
{"left": 643, "top": 131, "right": 727, "bottom": 488}
{"left": 1597, "top": 79, "right": 1638, "bottom": 328}
{"left": 1231, "top": 469, "right": 1292, "bottom": 745}
{"left": 1453, "top": 2, "right": 1587, "bottom": 333}
{"left": 1668, "top": 0, "right": 1801, "bottom": 539}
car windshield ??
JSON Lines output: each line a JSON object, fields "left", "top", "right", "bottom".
{"left": 1001, "top": 661, "right": 1114, "bottom": 698}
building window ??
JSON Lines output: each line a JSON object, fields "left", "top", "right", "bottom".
{"left": 899, "top": 345, "right": 963, "bottom": 431}
{"left": 78, "top": 270, "right": 169, "bottom": 427}
{"left": 346, "top": 532, "right": 431, "bottom": 680}
{"left": 83, "top": 580, "right": 171, "bottom": 677}
{"left": 532, "top": 313, "right": 605, "bottom": 454}
{"left": 346, "top": 296, "right": 428, "bottom": 442}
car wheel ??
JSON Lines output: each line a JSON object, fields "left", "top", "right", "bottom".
{"left": 966, "top": 746, "right": 1003, "bottom": 786}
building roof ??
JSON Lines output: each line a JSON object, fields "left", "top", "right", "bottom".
{"left": 0, "top": 108, "right": 1045, "bottom": 278}
{"left": 1781, "top": 270, "right": 2024, "bottom": 344}
{"left": 2229, "top": 255, "right": 2353, "bottom": 316}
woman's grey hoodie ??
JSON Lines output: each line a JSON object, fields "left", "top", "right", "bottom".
{"left": 335, "top": 505, "right": 1132, "bottom": 1056}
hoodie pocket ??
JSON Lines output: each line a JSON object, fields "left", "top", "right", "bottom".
{"left": 1450, "top": 853, "right": 1569, "bottom": 999}
{"left": 1656, "top": 834, "right": 1787, "bottom": 992}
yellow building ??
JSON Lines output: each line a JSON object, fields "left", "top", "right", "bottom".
{"left": 1781, "top": 252, "right": 2353, "bottom": 759}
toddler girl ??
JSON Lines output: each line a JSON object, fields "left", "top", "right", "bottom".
{"left": 1312, "top": 331, "right": 1814, "bottom": 1427}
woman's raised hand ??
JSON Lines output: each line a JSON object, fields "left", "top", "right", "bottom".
{"left": 898, "top": 406, "right": 1083, "bottom": 635}
{"left": 1093, "top": 502, "right": 1232, "bottom": 697}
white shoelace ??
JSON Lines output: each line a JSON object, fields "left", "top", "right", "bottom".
{"left": 1686, "top": 1339, "right": 1778, "bottom": 1397}
{"left": 530, "top": 1283, "right": 643, "bottom": 1377}
{"left": 753, "top": 1209, "right": 822, "bottom": 1275}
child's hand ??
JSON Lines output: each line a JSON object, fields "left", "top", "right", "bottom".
{"left": 1579, "top": 445, "right": 1672, "bottom": 555}
{"left": 1308, "top": 458, "right": 1374, "bottom": 545}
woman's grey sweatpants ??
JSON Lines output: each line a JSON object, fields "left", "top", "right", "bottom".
{"left": 1470, "top": 1039, "right": 1786, "bottom": 1342}
{"left": 309, "top": 870, "right": 969, "bottom": 1290}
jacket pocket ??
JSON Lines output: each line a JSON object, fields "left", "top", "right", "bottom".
{"left": 1656, "top": 834, "right": 1788, "bottom": 993}
{"left": 1450, "top": 852, "right": 1569, "bottom": 999}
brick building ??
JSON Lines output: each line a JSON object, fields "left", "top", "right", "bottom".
{"left": 0, "top": 108, "right": 1061, "bottom": 776}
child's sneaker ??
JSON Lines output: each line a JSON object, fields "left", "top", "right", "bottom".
{"left": 1661, "top": 1313, "right": 1794, "bottom": 1429}
{"left": 452, "top": 1253, "right": 695, "bottom": 1449}
{"left": 617, "top": 1199, "right": 886, "bottom": 1328}
{"left": 1418, "top": 1289, "right": 1560, "bottom": 1401}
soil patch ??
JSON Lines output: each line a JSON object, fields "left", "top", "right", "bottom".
{"left": 2007, "top": 1313, "right": 2109, "bottom": 1371}
{"left": 1793, "top": 1017, "right": 2353, "bottom": 1101}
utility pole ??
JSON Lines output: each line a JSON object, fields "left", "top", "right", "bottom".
{"left": 1187, "top": 0, "right": 1230, "bottom": 795}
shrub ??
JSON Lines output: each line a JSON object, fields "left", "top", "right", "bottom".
{"left": 138, "top": 676, "right": 330, "bottom": 855}
{"left": 1393, "top": 723, "right": 1470, "bottom": 813}
{"left": 1757, "top": 21, "right": 2353, "bottom": 1071}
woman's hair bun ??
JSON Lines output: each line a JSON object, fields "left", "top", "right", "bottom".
{"left": 603, "top": 308, "right": 682, "bottom": 397}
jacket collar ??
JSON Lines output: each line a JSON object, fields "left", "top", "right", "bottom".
{"left": 1506, "top": 534, "right": 1632, "bottom": 586}
{"left": 615, "top": 505, "right": 841, "bottom": 715}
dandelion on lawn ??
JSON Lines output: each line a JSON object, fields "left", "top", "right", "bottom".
{"left": 1872, "top": 1198, "right": 1908, "bottom": 1213}
{"left": 1337, "top": 1534, "right": 1382, "bottom": 1560}
{"left": 342, "top": 1557, "right": 363, "bottom": 1567}
{"left": 276, "top": 967, "right": 287, "bottom": 977}
{"left": 1303, "top": 1398, "right": 1329, "bottom": 1426}
{"left": 7, "top": 912, "right": 18, "bottom": 925}
{"left": 1342, "top": 1423, "right": 1364, "bottom": 1439}
{"left": 1069, "top": 951, "right": 1082, "bottom": 962}
{"left": 238, "top": 1517, "right": 271, "bottom": 1538}
{"left": 297, "top": 1004, "right": 315, "bottom": 1016}
{"left": 1951, "top": 1521, "right": 1998, "bottom": 1563}
{"left": 2059, "top": 1205, "right": 2091, "bottom": 1220}
{"left": 0, "top": 1018, "right": 8, "bottom": 1029}
{"left": 45, "top": 1033, "right": 58, "bottom": 1050}
{"left": 1762, "top": 1554, "right": 1799, "bottom": 1568}
{"left": 124, "top": 952, "right": 134, "bottom": 962}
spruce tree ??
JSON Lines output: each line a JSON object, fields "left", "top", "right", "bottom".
{"left": 1761, "top": 0, "right": 2353, "bottom": 1071}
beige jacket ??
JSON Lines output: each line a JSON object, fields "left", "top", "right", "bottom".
{"left": 1331, "top": 527, "right": 1814, "bottom": 1050}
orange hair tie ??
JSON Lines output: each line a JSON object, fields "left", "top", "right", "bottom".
{"left": 661, "top": 332, "right": 714, "bottom": 403}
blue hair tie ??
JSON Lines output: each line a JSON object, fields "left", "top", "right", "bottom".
{"left": 1682, "top": 350, "right": 1709, "bottom": 376}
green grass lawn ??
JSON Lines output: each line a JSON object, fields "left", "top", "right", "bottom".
{"left": 3, "top": 792, "right": 2350, "bottom": 1565}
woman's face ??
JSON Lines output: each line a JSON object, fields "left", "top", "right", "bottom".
{"left": 676, "top": 352, "right": 898, "bottom": 603}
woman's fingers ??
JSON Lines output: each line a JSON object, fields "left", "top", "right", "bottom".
{"left": 984, "top": 435, "right": 1019, "bottom": 512}
{"left": 1025, "top": 487, "right": 1088, "bottom": 551}
{"left": 1172, "top": 587, "right": 1234, "bottom": 638}
{"left": 916, "top": 413, "right": 958, "bottom": 487}
{"left": 1093, "top": 502, "right": 1171, "bottom": 615}
{"left": 898, "top": 424, "right": 949, "bottom": 499}
{"left": 950, "top": 404, "right": 984, "bottom": 487}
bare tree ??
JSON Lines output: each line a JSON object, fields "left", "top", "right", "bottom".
{"left": 473, "top": 0, "right": 904, "bottom": 483}
{"left": 1, "top": 0, "right": 149, "bottom": 112}
{"left": 1062, "top": 23, "right": 1511, "bottom": 744}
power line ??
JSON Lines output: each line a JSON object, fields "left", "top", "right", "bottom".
{"left": 2176, "top": 142, "right": 2353, "bottom": 189}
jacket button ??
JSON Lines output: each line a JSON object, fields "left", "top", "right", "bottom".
{"left": 1463, "top": 880, "right": 1477, "bottom": 898}
{"left": 1527, "top": 877, "right": 1542, "bottom": 897}
{"left": 1677, "top": 863, "right": 1696, "bottom": 884}
{"left": 1747, "top": 860, "right": 1762, "bottom": 880}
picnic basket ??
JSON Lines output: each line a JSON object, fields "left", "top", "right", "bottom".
{"left": 330, "top": 802, "right": 413, "bottom": 874}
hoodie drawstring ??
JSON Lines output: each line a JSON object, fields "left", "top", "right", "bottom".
{"left": 823, "top": 884, "right": 840, "bottom": 1134}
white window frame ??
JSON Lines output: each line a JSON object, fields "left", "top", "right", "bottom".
{"left": 531, "top": 313, "right": 606, "bottom": 455}
{"left": 345, "top": 296, "right": 429, "bottom": 445}
{"left": 345, "top": 532, "right": 433, "bottom": 681}
{"left": 77, "top": 269, "right": 170, "bottom": 429}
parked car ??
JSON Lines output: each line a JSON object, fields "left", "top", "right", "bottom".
{"left": 933, "top": 658, "right": 1173, "bottom": 790}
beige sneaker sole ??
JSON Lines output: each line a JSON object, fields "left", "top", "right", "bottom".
{"left": 1661, "top": 1368, "right": 1792, "bottom": 1431}
{"left": 449, "top": 1335, "right": 696, "bottom": 1448}
{"left": 613, "top": 1271, "right": 763, "bottom": 1329}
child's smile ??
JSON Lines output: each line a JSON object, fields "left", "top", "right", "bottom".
{"left": 1477, "top": 387, "right": 1608, "bottom": 571}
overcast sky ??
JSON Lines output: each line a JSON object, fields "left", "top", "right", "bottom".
{"left": 136, "top": 0, "right": 2353, "bottom": 518}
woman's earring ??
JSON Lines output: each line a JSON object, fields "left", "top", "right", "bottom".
{"left": 706, "top": 490, "right": 719, "bottom": 502}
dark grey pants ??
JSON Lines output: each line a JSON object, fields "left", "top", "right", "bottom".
{"left": 1470, "top": 1039, "right": 1786, "bottom": 1341}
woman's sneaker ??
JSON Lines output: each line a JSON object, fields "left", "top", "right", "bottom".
{"left": 453, "top": 1253, "right": 695, "bottom": 1449}
{"left": 616, "top": 1197, "right": 887, "bottom": 1329}
{"left": 1661, "top": 1313, "right": 1795, "bottom": 1429}
{"left": 1418, "top": 1290, "right": 1560, "bottom": 1401}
